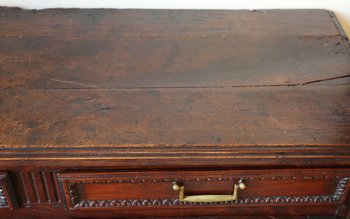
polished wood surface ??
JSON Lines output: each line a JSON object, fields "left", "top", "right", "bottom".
{"left": 58, "top": 169, "right": 349, "bottom": 210}
{"left": 0, "top": 8, "right": 349, "bottom": 166}
{"left": 0, "top": 7, "right": 349, "bottom": 218}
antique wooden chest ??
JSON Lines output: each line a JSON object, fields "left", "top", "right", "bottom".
{"left": 0, "top": 7, "right": 349, "bottom": 218}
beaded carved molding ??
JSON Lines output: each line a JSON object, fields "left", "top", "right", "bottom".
{"left": 64, "top": 176, "right": 349, "bottom": 209}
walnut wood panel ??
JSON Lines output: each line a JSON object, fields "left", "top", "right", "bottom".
{"left": 1, "top": 36, "right": 349, "bottom": 89}
{"left": 0, "top": 9, "right": 349, "bottom": 90}
{"left": 0, "top": 86, "right": 349, "bottom": 163}
{"left": 0, "top": 7, "right": 350, "bottom": 219}
{"left": 0, "top": 8, "right": 340, "bottom": 38}
{"left": 0, "top": 36, "right": 350, "bottom": 89}
{"left": 0, "top": 173, "right": 17, "bottom": 209}
{"left": 58, "top": 169, "right": 350, "bottom": 212}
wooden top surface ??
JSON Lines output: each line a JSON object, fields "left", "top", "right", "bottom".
{"left": 0, "top": 8, "right": 349, "bottom": 163}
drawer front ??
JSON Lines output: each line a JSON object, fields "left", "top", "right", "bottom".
{"left": 0, "top": 173, "right": 17, "bottom": 209}
{"left": 58, "top": 169, "right": 350, "bottom": 212}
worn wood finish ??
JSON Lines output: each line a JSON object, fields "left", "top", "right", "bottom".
{"left": 0, "top": 8, "right": 340, "bottom": 38}
{"left": 1, "top": 36, "right": 349, "bottom": 89}
{"left": 0, "top": 7, "right": 350, "bottom": 218}
{"left": 0, "top": 86, "right": 349, "bottom": 146}
{"left": 0, "top": 9, "right": 349, "bottom": 90}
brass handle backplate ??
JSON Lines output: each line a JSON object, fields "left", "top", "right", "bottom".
{"left": 172, "top": 179, "right": 246, "bottom": 203}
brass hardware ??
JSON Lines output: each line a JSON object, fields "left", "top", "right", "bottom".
{"left": 172, "top": 179, "right": 246, "bottom": 203}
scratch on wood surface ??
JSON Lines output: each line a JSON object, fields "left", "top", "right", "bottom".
{"left": 41, "top": 74, "right": 350, "bottom": 89}
{"left": 49, "top": 78, "right": 97, "bottom": 88}
{"left": 299, "top": 74, "right": 350, "bottom": 86}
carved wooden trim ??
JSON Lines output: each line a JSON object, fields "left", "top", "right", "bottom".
{"left": 66, "top": 176, "right": 348, "bottom": 209}
{"left": 0, "top": 173, "right": 17, "bottom": 209}
{"left": 65, "top": 175, "right": 342, "bottom": 185}
{"left": 3, "top": 146, "right": 350, "bottom": 166}
{"left": 0, "top": 186, "right": 8, "bottom": 208}
{"left": 18, "top": 171, "right": 61, "bottom": 204}
{"left": 334, "top": 178, "right": 348, "bottom": 201}
{"left": 72, "top": 195, "right": 339, "bottom": 208}
{"left": 68, "top": 183, "right": 80, "bottom": 207}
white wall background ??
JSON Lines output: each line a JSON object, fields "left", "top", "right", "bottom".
{"left": 0, "top": 0, "right": 349, "bottom": 36}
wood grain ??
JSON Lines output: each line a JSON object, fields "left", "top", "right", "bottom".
{"left": 0, "top": 86, "right": 348, "bottom": 148}
{"left": 0, "top": 36, "right": 349, "bottom": 89}
{"left": 0, "top": 7, "right": 349, "bottom": 218}
{"left": 0, "top": 8, "right": 340, "bottom": 38}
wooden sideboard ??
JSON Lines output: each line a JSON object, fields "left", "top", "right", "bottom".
{"left": 0, "top": 7, "right": 350, "bottom": 218}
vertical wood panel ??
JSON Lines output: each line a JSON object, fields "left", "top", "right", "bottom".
{"left": 28, "top": 171, "right": 44, "bottom": 202}
{"left": 18, "top": 171, "right": 61, "bottom": 204}
{"left": 18, "top": 172, "right": 36, "bottom": 203}
{"left": 40, "top": 171, "right": 51, "bottom": 203}
{"left": 51, "top": 171, "right": 61, "bottom": 203}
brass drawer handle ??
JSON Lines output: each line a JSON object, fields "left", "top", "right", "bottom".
{"left": 172, "top": 179, "right": 246, "bottom": 203}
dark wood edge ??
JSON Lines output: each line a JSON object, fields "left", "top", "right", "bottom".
{"left": 328, "top": 11, "right": 350, "bottom": 69}
{"left": 1, "top": 145, "right": 350, "bottom": 159}
{"left": 328, "top": 11, "right": 350, "bottom": 46}
{"left": 1, "top": 145, "right": 350, "bottom": 168}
